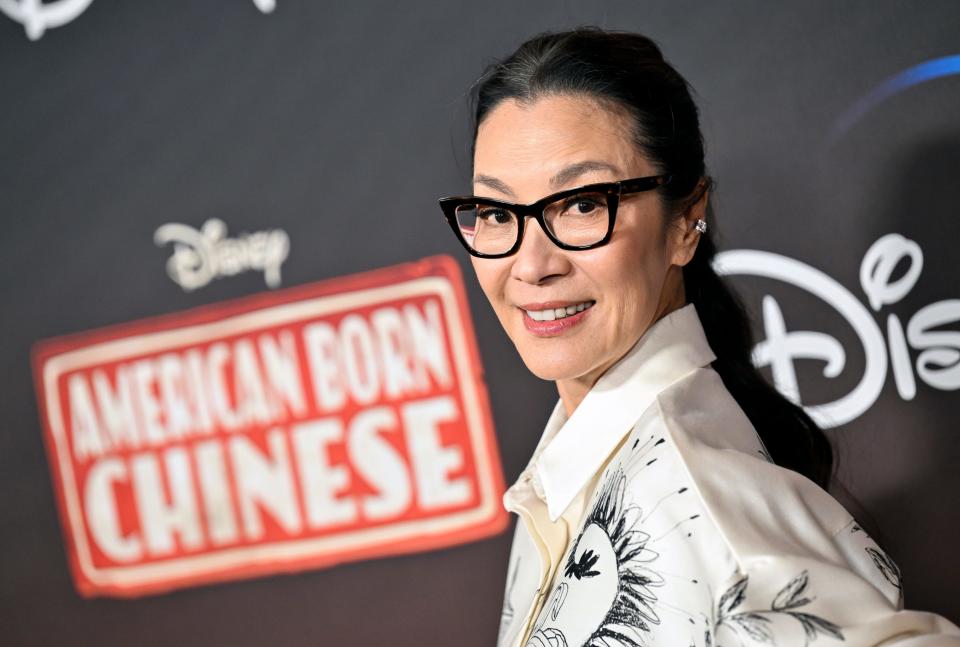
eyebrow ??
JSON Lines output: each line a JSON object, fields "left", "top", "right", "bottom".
{"left": 473, "top": 160, "right": 622, "bottom": 198}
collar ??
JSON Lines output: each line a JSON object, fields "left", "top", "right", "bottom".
{"left": 532, "top": 303, "right": 717, "bottom": 521}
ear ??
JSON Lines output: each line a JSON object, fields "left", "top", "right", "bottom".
{"left": 669, "top": 178, "right": 709, "bottom": 267}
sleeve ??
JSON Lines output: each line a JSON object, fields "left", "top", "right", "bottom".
{"left": 655, "top": 368, "right": 960, "bottom": 646}
{"left": 708, "top": 517, "right": 960, "bottom": 646}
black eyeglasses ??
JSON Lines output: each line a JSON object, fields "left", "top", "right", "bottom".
{"left": 438, "top": 174, "right": 674, "bottom": 258}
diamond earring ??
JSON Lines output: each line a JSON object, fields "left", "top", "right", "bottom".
{"left": 694, "top": 219, "right": 707, "bottom": 233}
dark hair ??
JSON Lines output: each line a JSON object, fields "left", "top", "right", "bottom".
{"left": 468, "top": 27, "right": 835, "bottom": 490}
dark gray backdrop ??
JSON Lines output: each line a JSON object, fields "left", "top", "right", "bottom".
{"left": 1, "top": 1, "right": 957, "bottom": 645}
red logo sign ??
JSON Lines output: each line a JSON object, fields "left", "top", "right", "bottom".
{"left": 33, "top": 256, "right": 507, "bottom": 597}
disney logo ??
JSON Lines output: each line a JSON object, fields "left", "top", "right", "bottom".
{"left": 0, "top": 0, "right": 275, "bottom": 41}
{"left": 154, "top": 218, "right": 290, "bottom": 292}
{"left": 714, "top": 233, "right": 959, "bottom": 429}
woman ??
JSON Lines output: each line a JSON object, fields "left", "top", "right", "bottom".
{"left": 438, "top": 27, "right": 960, "bottom": 647}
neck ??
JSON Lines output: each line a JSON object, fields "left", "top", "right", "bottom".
{"left": 556, "top": 376, "right": 593, "bottom": 418}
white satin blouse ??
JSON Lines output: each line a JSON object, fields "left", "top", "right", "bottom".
{"left": 496, "top": 303, "right": 960, "bottom": 647}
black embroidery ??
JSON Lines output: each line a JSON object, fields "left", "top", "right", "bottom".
{"left": 583, "top": 467, "right": 664, "bottom": 645}
{"left": 866, "top": 547, "right": 902, "bottom": 591}
{"left": 714, "top": 570, "right": 845, "bottom": 645}
{"left": 564, "top": 548, "right": 601, "bottom": 580}
{"left": 524, "top": 465, "right": 665, "bottom": 647}
{"left": 848, "top": 522, "right": 903, "bottom": 594}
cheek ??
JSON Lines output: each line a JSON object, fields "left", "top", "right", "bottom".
{"left": 591, "top": 235, "right": 667, "bottom": 305}
{"left": 630, "top": 246, "right": 670, "bottom": 297}
{"left": 470, "top": 258, "right": 509, "bottom": 310}
{"left": 583, "top": 226, "right": 672, "bottom": 344}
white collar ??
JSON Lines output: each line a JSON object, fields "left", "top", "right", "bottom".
{"left": 531, "top": 303, "right": 717, "bottom": 521}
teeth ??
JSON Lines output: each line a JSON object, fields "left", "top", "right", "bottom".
{"left": 524, "top": 301, "right": 594, "bottom": 322}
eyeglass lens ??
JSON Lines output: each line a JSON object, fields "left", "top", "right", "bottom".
{"left": 454, "top": 189, "right": 612, "bottom": 255}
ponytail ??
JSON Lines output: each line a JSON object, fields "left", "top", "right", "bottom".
{"left": 685, "top": 201, "right": 834, "bottom": 488}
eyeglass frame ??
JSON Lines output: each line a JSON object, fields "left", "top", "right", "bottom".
{"left": 438, "top": 174, "right": 676, "bottom": 259}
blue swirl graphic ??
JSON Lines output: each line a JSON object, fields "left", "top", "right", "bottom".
{"left": 828, "top": 54, "right": 960, "bottom": 143}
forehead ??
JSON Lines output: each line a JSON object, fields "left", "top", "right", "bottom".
{"left": 473, "top": 94, "right": 649, "bottom": 189}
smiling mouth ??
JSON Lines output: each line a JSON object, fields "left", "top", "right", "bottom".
{"left": 522, "top": 300, "right": 595, "bottom": 321}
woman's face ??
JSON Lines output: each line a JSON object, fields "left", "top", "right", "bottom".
{"left": 470, "top": 94, "right": 701, "bottom": 387}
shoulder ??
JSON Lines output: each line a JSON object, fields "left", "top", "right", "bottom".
{"left": 651, "top": 366, "right": 853, "bottom": 558}
{"left": 649, "top": 367, "right": 910, "bottom": 606}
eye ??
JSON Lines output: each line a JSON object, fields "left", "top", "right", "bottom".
{"left": 561, "top": 195, "right": 605, "bottom": 216}
{"left": 564, "top": 548, "right": 601, "bottom": 580}
{"left": 477, "top": 207, "right": 513, "bottom": 225}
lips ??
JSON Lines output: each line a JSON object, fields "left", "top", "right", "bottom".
{"left": 519, "top": 300, "right": 595, "bottom": 318}
{"left": 517, "top": 300, "right": 595, "bottom": 337}
{"left": 522, "top": 300, "right": 595, "bottom": 321}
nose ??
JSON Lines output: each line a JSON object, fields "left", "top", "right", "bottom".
{"left": 510, "top": 217, "right": 572, "bottom": 285}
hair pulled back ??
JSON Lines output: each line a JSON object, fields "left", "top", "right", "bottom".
{"left": 469, "top": 26, "right": 834, "bottom": 489}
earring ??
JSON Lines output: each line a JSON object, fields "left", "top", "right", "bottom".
{"left": 694, "top": 219, "right": 707, "bottom": 233}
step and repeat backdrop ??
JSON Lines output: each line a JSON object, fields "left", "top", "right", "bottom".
{"left": 1, "top": 1, "right": 957, "bottom": 645}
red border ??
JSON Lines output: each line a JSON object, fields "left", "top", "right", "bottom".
{"left": 31, "top": 255, "right": 508, "bottom": 597}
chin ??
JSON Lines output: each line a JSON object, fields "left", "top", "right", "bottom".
{"left": 516, "top": 349, "right": 591, "bottom": 382}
